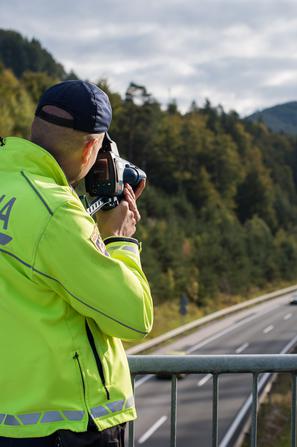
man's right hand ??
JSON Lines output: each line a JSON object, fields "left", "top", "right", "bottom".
{"left": 95, "top": 184, "right": 142, "bottom": 239}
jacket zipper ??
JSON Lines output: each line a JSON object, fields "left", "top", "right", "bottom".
{"left": 73, "top": 352, "right": 88, "bottom": 408}
{"left": 85, "top": 321, "right": 110, "bottom": 400}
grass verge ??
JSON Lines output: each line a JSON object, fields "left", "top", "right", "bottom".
{"left": 241, "top": 374, "right": 292, "bottom": 447}
{"left": 241, "top": 348, "right": 297, "bottom": 447}
{"left": 124, "top": 279, "right": 297, "bottom": 350}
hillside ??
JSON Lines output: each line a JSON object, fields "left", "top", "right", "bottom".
{"left": 247, "top": 101, "right": 297, "bottom": 135}
{"left": 2, "top": 29, "right": 297, "bottom": 311}
{"left": 0, "top": 29, "right": 77, "bottom": 80}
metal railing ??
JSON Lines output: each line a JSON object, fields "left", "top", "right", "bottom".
{"left": 128, "top": 354, "right": 297, "bottom": 447}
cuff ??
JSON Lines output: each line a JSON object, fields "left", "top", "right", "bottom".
{"left": 103, "top": 237, "right": 140, "bottom": 248}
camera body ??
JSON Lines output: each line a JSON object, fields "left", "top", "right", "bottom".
{"left": 84, "top": 134, "right": 146, "bottom": 214}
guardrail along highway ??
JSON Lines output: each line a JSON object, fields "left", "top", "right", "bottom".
{"left": 129, "top": 291, "right": 297, "bottom": 447}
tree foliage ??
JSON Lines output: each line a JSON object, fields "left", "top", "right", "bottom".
{"left": 0, "top": 29, "right": 75, "bottom": 79}
{"left": 0, "top": 65, "right": 34, "bottom": 137}
{"left": 2, "top": 33, "right": 297, "bottom": 306}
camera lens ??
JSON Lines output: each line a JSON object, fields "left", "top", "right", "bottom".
{"left": 123, "top": 167, "right": 139, "bottom": 186}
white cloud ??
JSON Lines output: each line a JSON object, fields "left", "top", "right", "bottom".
{"left": 264, "top": 70, "right": 297, "bottom": 87}
{"left": 1, "top": 0, "right": 297, "bottom": 115}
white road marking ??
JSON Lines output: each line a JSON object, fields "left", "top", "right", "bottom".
{"left": 220, "top": 333, "right": 297, "bottom": 447}
{"left": 219, "top": 373, "right": 270, "bottom": 447}
{"left": 235, "top": 342, "right": 249, "bottom": 354}
{"left": 197, "top": 373, "right": 212, "bottom": 387}
{"left": 134, "top": 375, "right": 153, "bottom": 389}
{"left": 138, "top": 415, "right": 168, "bottom": 444}
{"left": 135, "top": 300, "right": 287, "bottom": 390}
{"left": 187, "top": 306, "right": 279, "bottom": 354}
{"left": 263, "top": 325, "right": 274, "bottom": 334}
{"left": 284, "top": 313, "right": 292, "bottom": 320}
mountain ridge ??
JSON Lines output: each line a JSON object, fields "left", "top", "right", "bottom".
{"left": 247, "top": 101, "right": 297, "bottom": 135}
{"left": 0, "top": 28, "right": 77, "bottom": 80}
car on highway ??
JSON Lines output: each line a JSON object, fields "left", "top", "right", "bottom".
{"left": 156, "top": 350, "right": 187, "bottom": 380}
{"left": 289, "top": 293, "right": 297, "bottom": 305}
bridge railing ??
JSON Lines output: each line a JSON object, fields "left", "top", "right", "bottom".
{"left": 127, "top": 354, "right": 297, "bottom": 447}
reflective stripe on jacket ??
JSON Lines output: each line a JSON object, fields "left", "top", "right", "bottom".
{"left": 0, "top": 137, "right": 153, "bottom": 438}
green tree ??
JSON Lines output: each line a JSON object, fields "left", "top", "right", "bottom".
{"left": 0, "top": 66, "right": 34, "bottom": 137}
{"left": 0, "top": 29, "right": 66, "bottom": 78}
{"left": 21, "top": 71, "right": 58, "bottom": 103}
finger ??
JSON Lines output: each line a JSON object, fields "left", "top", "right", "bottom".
{"left": 128, "top": 211, "right": 137, "bottom": 224}
{"left": 131, "top": 217, "right": 137, "bottom": 229}
{"left": 124, "top": 187, "right": 137, "bottom": 208}
{"left": 120, "top": 199, "right": 129, "bottom": 209}
{"left": 127, "top": 202, "right": 141, "bottom": 223}
{"left": 125, "top": 190, "right": 141, "bottom": 222}
{"left": 125, "top": 183, "right": 136, "bottom": 200}
{"left": 123, "top": 188, "right": 134, "bottom": 207}
{"left": 134, "top": 209, "right": 141, "bottom": 223}
{"left": 120, "top": 200, "right": 130, "bottom": 215}
{"left": 134, "top": 179, "right": 146, "bottom": 200}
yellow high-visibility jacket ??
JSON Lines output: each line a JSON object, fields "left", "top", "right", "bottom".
{"left": 0, "top": 137, "right": 153, "bottom": 438}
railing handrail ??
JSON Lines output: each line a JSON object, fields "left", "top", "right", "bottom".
{"left": 127, "top": 354, "right": 297, "bottom": 447}
{"left": 128, "top": 354, "right": 297, "bottom": 374}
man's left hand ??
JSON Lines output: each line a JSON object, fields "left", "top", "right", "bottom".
{"left": 123, "top": 183, "right": 141, "bottom": 223}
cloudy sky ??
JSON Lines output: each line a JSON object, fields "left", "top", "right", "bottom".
{"left": 1, "top": 0, "right": 297, "bottom": 115}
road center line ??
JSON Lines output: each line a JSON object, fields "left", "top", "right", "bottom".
{"left": 235, "top": 342, "right": 249, "bottom": 354}
{"left": 138, "top": 415, "right": 168, "bottom": 444}
{"left": 135, "top": 302, "right": 286, "bottom": 390}
{"left": 187, "top": 306, "right": 277, "bottom": 354}
{"left": 263, "top": 325, "right": 274, "bottom": 334}
{"left": 197, "top": 373, "right": 212, "bottom": 387}
{"left": 284, "top": 313, "right": 292, "bottom": 320}
{"left": 220, "top": 333, "right": 297, "bottom": 447}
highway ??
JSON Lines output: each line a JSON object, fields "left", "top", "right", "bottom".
{"left": 130, "top": 293, "right": 297, "bottom": 447}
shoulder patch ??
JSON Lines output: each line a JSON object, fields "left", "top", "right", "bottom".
{"left": 90, "top": 226, "right": 110, "bottom": 257}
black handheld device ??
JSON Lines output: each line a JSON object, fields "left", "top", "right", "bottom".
{"left": 83, "top": 134, "right": 146, "bottom": 215}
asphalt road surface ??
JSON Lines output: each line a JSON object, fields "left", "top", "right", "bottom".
{"left": 130, "top": 293, "right": 297, "bottom": 447}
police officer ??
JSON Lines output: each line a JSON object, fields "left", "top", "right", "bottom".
{"left": 0, "top": 80, "right": 153, "bottom": 446}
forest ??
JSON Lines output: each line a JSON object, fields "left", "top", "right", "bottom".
{"left": 2, "top": 29, "right": 297, "bottom": 311}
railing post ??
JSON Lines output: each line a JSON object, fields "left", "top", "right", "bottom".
{"left": 291, "top": 374, "right": 297, "bottom": 447}
{"left": 171, "top": 374, "right": 177, "bottom": 447}
{"left": 250, "top": 373, "right": 258, "bottom": 447}
{"left": 128, "top": 375, "right": 135, "bottom": 447}
{"left": 212, "top": 374, "right": 219, "bottom": 447}
{"left": 128, "top": 354, "right": 297, "bottom": 447}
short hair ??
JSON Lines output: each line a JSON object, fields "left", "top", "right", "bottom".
{"left": 30, "top": 105, "right": 101, "bottom": 158}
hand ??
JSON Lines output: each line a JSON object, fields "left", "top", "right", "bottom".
{"left": 123, "top": 183, "right": 141, "bottom": 222}
{"left": 134, "top": 179, "right": 146, "bottom": 200}
{"left": 96, "top": 185, "right": 141, "bottom": 239}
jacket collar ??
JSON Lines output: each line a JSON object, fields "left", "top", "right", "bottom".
{"left": 0, "top": 137, "right": 69, "bottom": 186}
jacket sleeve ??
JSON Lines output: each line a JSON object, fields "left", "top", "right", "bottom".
{"left": 32, "top": 198, "right": 153, "bottom": 340}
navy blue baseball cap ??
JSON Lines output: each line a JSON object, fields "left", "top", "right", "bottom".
{"left": 35, "top": 80, "right": 112, "bottom": 133}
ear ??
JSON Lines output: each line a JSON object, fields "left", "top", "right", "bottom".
{"left": 81, "top": 139, "right": 95, "bottom": 166}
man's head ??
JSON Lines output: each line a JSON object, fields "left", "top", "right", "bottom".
{"left": 30, "top": 80, "right": 112, "bottom": 185}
